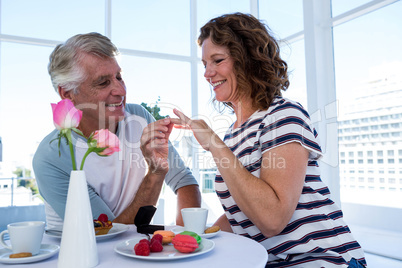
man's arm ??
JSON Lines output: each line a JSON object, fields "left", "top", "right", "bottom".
{"left": 114, "top": 118, "right": 172, "bottom": 224}
{"left": 175, "top": 184, "right": 201, "bottom": 226}
{"left": 113, "top": 170, "right": 166, "bottom": 224}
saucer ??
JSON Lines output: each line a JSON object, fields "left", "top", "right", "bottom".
{"left": 171, "top": 226, "right": 221, "bottom": 239}
{"left": 0, "top": 244, "right": 60, "bottom": 264}
{"left": 45, "top": 223, "right": 129, "bottom": 241}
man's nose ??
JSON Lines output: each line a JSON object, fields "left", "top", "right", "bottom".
{"left": 112, "top": 80, "right": 126, "bottom": 95}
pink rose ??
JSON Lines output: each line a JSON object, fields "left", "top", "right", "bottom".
{"left": 50, "top": 99, "right": 120, "bottom": 170}
{"left": 92, "top": 129, "right": 121, "bottom": 156}
{"left": 51, "top": 99, "right": 82, "bottom": 130}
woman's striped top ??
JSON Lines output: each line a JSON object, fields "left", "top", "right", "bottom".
{"left": 214, "top": 97, "right": 366, "bottom": 267}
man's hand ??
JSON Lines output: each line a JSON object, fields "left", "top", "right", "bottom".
{"left": 140, "top": 118, "right": 174, "bottom": 174}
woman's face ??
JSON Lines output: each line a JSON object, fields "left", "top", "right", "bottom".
{"left": 201, "top": 37, "right": 237, "bottom": 103}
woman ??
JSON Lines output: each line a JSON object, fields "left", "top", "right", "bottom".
{"left": 172, "top": 13, "right": 366, "bottom": 267}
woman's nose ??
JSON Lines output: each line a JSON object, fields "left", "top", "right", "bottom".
{"left": 204, "top": 65, "right": 216, "bottom": 79}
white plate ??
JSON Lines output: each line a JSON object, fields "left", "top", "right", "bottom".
{"left": 114, "top": 237, "right": 215, "bottom": 261}
{"left": 0, "top": 244, "right": 59, "bottom": 264}
{"left": 45, "top": 223, "right": 129, "bottom": 241}
{"left": 171, "top": 226, "right": 221, "bottom": 239}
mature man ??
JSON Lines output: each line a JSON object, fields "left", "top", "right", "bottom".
{"left": 33, "top": 32, "right": 201, "bottom": 229}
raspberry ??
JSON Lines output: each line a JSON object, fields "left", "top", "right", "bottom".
{"left": 151, "top": 234, "right": 163, "bottom": 244}
{"left": 134, "top": 241, "right": 150, "bottom": 256}
{"left": 139, "top": 239, "right": 150, "bottom": 245}
{"left": 149, "top": 240, "right": 163, "bottom": 252}
{"left": 97, "top": 213, "right": 108, "bottom": 222}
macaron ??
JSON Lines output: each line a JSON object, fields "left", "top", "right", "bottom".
{"left": 172, "top": 234, "right": 199, "bottom": 253}
{"left": 153, "top": 230, "right": 175, "bottom": 244}
{"left": 179, "top": 231, "right": 202, "bottom": 244}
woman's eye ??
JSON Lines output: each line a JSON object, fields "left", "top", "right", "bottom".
{"left": 215, "top": 59, "right": 224, "bottom": 64}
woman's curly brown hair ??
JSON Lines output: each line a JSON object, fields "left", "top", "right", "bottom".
{"left": 198, "top": 12, "right": 289, "bottom": 111}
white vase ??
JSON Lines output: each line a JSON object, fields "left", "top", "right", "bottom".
{"left": 58, "top": 170, "right": 98, "bottom": 268}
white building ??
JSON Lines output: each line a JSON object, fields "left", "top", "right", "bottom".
{"left": 338, "top": 64, "right": 402, "bottom": 208}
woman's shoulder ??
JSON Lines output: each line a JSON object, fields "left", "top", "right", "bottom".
{"left": 267, "top": 96, "right": 311, "bottom": 119}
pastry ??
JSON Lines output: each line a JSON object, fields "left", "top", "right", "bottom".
{"left": 153, "top": 230, "right": 175, "bottom": 244}
{"left": 172, "top": 234, "right": 199, "bottom": 253}
{"left": 9, "top": 252, "right": 32, "bottom": 258}
{"left": 93, "top": 213, "right": 113, "bottom": 235}
{"left": 179, "top": 231, "right": 201, "bottom": 244}
{"left": 205, "top": 225, "right": 220, "bottom": 233}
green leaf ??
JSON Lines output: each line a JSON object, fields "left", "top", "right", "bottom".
{"left": 72, "top": 128, "right": 84, "bottom": 137}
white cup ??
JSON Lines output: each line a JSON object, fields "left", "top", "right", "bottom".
{"left": 181, "top": 208, "right": 208, "bottom": 234}
{"left": 0, "top": 221, "right": 45, "bottom": 255}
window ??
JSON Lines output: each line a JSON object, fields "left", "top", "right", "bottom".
{"left": 335, "top": 0, "right": 402, "bottom": 212}
{"left": 259, "top": 0, "right": 303, "bottom": 39}
{"left": 0, "top": 0, "right": 401, "bottom": 238}
{"left": 112, "top": 0, "right": 191, "bottom": 56}
{"left": 1, "top": 0, "right": 104, "bottom": 40}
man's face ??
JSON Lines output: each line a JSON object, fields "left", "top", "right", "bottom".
{"left": 71, "top": 53, "right": 126, "bottom": 131}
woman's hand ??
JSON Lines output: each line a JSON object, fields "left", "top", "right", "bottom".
{"left": 171, "top": 108, "right": 223, "bottom": 151}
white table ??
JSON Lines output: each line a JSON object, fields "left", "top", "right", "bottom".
{"left": 4, "top": 225, "right": 268, "bottom": 267}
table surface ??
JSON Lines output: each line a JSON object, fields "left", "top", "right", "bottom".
{"left": 2, "top": 225, "right": 268, "bottom": 267}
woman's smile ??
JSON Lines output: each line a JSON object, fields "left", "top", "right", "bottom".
{"left": 210, "top": 79, "right": 227, "bottom": 90}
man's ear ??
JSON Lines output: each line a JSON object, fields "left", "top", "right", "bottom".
{"left": 58, "top": 86, "right": 73, "bottom": 101}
